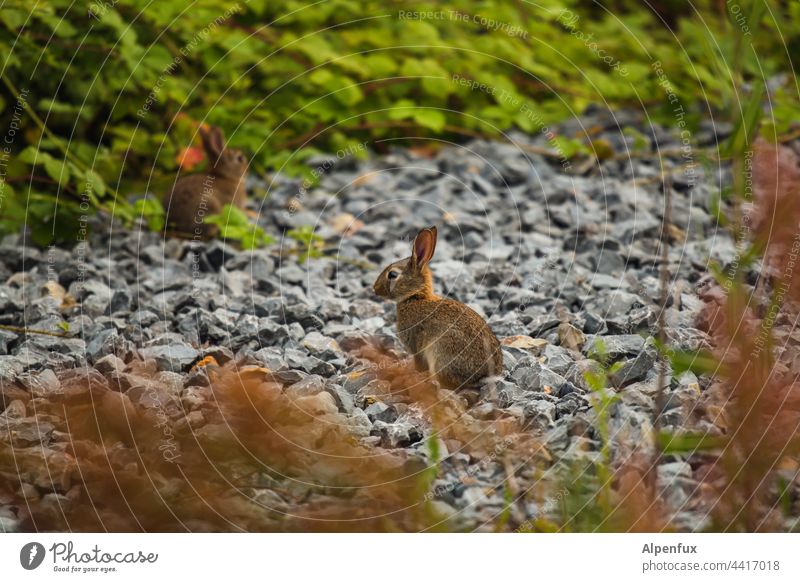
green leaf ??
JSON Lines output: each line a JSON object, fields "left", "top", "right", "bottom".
{"left": 0, "top": 179, "right": 14, "bottom": 200}
{"left": 623, "top": 127, "right": 649, "bottom": 151}
{"left": 38, "top": 98, "right": 87, "bottom": 118}
{"left": 550, "top": 136, "right": 587, "bottom": 159}
{"left": 658, "top": 431, "right": 727, "bottom": 453}
{"left": 413, "top": 109, "right": 446, "bottom": 133}
{"left": 241, "top": 227, "right": 275, "bottom": 251}
{"left": 43, "top": 157, "right": 69, "bottom": 187}
{"left": 308, "top": 68, "right": 334, "bottom": 86}
{"left": 17, "top": 146, "right": 42, "bottom": 165}
{"left": 295, "top": 36, "right": 337, "bottom": 65}
{"left": 205, "top": 204, "right": 250, "bottom": 228}
{"left": 133, "top": 197, "right": 165, "bottom": 232}
{"left": 287, "top": 225, "right": 324, "bottom": 262}
{"left": 668, "top": 349, "right": 719, "bottom": 376}
{"left": 332, "top": 82, "right": 363, "bottom": 107}
{"left": 84, "top": 170, "right": 106, "bottom": 198}
{"left": 287, "top": 225, "right": 323, "bottom": 245}
{"left": 205, "top": 204, "right": 274, "bottom": 249}
{"left": 0, "top": 9, "right": 28, "bottom": 29}
{"left": 364, "top": 53, "right": 396, "bottom": 76}
{"left": 387, "top": 99, "right": 416, "bottom": 120}
{"left": 724, "top": 81, "right": 765, "bottom": 158}
{"left": 37, "top": 13, "right": 77, "bottom": 37}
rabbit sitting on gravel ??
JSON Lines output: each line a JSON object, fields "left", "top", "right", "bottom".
{"left": 162, "top": 125, "right": 248, "bottom": 237}
{"left": 373, "top": 226, "right": 503, "bottom": 393}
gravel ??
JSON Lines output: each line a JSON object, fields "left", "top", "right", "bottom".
{"left": 0, "top": 109, "right": 762, "bottom": 532}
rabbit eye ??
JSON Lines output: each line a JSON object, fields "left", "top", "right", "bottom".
{"left": 387, "top": 270, "right": 399, "bottom": 281}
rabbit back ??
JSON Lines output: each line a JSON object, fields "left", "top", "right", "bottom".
{"left": 163, "top": 174, "right": 223, "bottom": 237}
{"left": 397, "top": 297, "right": 503, "bottom": 390}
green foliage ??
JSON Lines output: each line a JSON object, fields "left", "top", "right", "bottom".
{"left": 555, "top": 342, "right": 623, "bottom": 531}
{"left": 583, "top": 352, "right": 621, "bottom": 513}
{"left": 723, "top": 80, "right": 765, "bottom": 159}
{"left": 0, "top": 0, "right": 798, "bottom": 245}
{"left": 658, "top": 431, "right": 726, "bottom": 454}
{"left": 493, "top": 483, "right": 515, "bottom": 533}
{"left": 667, "top": 348, "right": 720, "bottom": 376}
{"left": 205, "top": 204, "right": 275, "bottom": 249}
{"left": 556, "top": 460, "right": 611, "bottom": 532}
{"left": 418, "top": 435, "right": 441, "bottom": 500}
{"left": 622, "top": 127, "right": 649, "bottom": 152}
{"left": 133, "top": 196, "right": 165, "bottom": 232}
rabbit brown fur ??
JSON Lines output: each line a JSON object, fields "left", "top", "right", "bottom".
{"left": 162, "top": 125, "right": 248, "bottom": 237}
{"left": 373, "top": 226, "right": 503, "bottom": 391}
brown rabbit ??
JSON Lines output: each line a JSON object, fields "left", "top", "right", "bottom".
{"left": 162, "top": 125, "right": 248, "bottom": 237}
{"left": 373, "top": 226, "right": 503, "bottom": 392}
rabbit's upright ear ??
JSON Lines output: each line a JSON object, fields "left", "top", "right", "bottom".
{"left": 411, "top": 226, "right": 437, "bottom": 270}
{"left": 200, "top": 125, "right": 225, "bottom": 160}
{"left": 199, "top": 126, "right": 221, "bottom": 161}
{"left": 210, "top": 126, "right": 226, "bottom": 154}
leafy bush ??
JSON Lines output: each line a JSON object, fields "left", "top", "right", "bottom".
{"left": 0, "top": 0, "right": 798, "bottom": 244}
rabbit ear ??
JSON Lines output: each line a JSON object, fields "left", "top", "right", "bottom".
{"left": 411, "top": 226, "right": 437, "bottom": 269}
{"left": 210, "top": 126, "right": 226, "bottom": 154}
{"left": 199, "top": 126, "right": 221, "bottom": 161}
